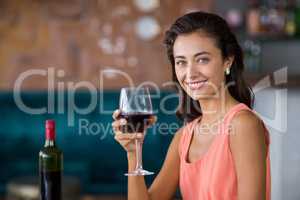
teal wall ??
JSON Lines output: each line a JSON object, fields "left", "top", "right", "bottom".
{"left": 0, "top": 90, "right": 181, "bottom": 194}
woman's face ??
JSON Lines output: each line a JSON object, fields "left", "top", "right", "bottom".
{"left": 173, "top": 31, "right": 233, "bottom": 100}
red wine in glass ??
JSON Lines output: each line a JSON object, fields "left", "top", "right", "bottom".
{"left": 119, "top": 87, "right": 155, "bottom": 176}
{"left": 119, "top": 112, "right": 153, "bottom": 133}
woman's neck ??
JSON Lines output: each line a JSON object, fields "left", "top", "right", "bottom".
{"left": 198, "top": 89, "right": 238, "bottom": 122}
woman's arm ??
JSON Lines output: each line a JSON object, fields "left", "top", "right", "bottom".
{"left": 230, "top": 110, "right": 268, "bottom": 200}
{"left": 127, "top": 128, "right": 182, "bottom": 200}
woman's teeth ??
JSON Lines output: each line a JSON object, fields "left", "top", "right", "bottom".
{"left": 186, "top": 80, "right": 207, "bottom": 90}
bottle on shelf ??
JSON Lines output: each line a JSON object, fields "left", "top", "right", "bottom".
{"left": 295, "top": 0, "right": 300, "bottom": 37}
{"left": 246, "top": 0, "right": 299, "bottom": 38}
{"left": 285, "top": 0, "right": 296, "bottom": 36}
{"left": 247, "top": 0, "right": 262, "bottom": 36}
{"left": 39, "top": 120, "right": 63, "bottom": 200}
{"left": 268, "top": 0, "right": 286, "bottom": 36}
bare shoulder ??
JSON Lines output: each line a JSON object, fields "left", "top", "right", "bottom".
{"left": 229, "top": 109, "right": 267, "bottom": 154}
{"left": 231, "top": 109, "right": 264, "bottom": 135}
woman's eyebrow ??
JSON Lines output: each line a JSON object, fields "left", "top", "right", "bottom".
{"left": 194, "top": 51, "right": 210, "bottom": 57}
{"left": 174, "top": 55, "right": 186, "bottom": 59}
{"left": 174, "top": 51, "right": 211, "bottom": 59}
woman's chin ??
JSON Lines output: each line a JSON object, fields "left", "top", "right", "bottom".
{"left": 187, "top": 90, "right": 216, "bottom": 100}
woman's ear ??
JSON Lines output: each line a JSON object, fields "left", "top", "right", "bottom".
{"left": 223, "top": 56, "right": 234, "bottom": 71}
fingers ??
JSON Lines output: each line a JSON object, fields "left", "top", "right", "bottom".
{"left": 112, "top": 115, "right": 157, "bottom": 134}
{"left": 112, "top": 109, "right": 121, "bottom": 120}
{"left": 112, "top": 109, "right": 152, "bottom": 152}
{"left": 117, "top": 140, "right": 136, "bottom": 152}
{"left": 112, "top": 118, "right": 126, "bottom": 126}
{"left": 114, "top": 132, "right": 143, "bottom": 140}
{"left": 114, "top": 133, "right": 143, "bottom": 152}
{"left": 111, "top": 118, "right": 126, "bottom": 132}
{"left": 112, "top": 119, "right": 143, "bottom": 140}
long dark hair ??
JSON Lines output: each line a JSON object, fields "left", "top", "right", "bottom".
{"left": 163, "top": 11, "right": 254, "bottom": 122}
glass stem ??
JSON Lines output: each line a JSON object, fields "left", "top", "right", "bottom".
{"left": 135, "top": 138, "right": 144, "bottom": 171}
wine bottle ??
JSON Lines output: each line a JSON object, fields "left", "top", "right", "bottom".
{"left": 247, "top": 0, "right": 261, "bottom": 36}
{"left": 295, "top": 1, "right": 300, "bottom": 37}
{"left": 39, "top": 120, "right": 63, "bottom": 200}
{"left": 285, "top": 0, "right": 296, "bottom": 36}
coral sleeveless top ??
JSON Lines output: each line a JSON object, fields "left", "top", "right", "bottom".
{"left": 178, "top": 103, "right": 271, "bottom": 200}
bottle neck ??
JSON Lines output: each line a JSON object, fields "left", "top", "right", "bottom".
{"left": 44, "top": 120, "right": 56, "bottom": 147}
{"left": 44, "top": 139, "right": 56, "bottom": 147}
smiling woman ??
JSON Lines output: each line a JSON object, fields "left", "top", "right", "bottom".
{"left": 112, "top": 11, "right": 271, "bottom": 200}
{"left": 164, "top": 12, "right": 253, "bottom": 122}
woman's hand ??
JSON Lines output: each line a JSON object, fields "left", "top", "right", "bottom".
{"left": 112, "top": 109, "right": 156, "bottom": 153}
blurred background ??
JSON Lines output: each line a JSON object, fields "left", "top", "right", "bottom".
{"left": 0, "top": 0, "right": 300, "bottom": 199}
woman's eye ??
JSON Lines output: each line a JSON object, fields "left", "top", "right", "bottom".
{"left": 197, "top": 58, "right": 209, "bottom": 64}
{"left": 175, "top": 60, "right": 186, "bottom": 66}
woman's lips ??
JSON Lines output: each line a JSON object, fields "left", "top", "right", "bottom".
{"left": 185, "top": 80, "right": 208, "bottom": 90}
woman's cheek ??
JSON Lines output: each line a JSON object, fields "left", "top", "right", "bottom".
{"left": 175, "top": 68, "right": 185, "bottom": 84}
{"left": 206, "top": 64, "right": 223, "bottom": 82}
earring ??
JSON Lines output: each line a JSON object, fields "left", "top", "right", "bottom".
{"left": 225, "top": 67, "right": 230, "bottom": 75}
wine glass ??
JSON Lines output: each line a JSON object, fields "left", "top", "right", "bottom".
{"left": 119, "top": 87, "right": 154, "bottom": 176}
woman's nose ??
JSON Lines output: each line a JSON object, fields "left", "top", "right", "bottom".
{"left": 186, "top": 62, "right": 198, "bottom": 79}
